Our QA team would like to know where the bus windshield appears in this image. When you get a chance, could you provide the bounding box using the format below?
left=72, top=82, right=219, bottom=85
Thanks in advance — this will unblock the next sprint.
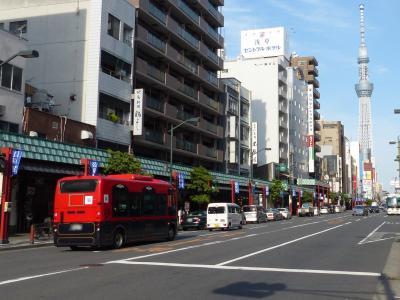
left=60, top=180, right=98, bottom=193
left=386, top=196, right=400, bottom=208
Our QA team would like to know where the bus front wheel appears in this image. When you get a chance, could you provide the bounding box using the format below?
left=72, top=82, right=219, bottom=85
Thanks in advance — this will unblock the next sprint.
left=113, top=230, right=125, bottom=249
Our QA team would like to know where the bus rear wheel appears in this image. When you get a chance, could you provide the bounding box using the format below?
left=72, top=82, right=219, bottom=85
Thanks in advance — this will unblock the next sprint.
left=166, top=226, right=176, bottom=241
left=113, top=230, right=125, bottom=249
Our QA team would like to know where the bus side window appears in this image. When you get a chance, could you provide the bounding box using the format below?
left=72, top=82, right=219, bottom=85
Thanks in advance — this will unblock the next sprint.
left=142, top=193, right=155, bottom=216
left=112, top=185, right=129, bottom=217
left=129, top=193, right=141, bottom=216
left=155, top=194, right=167, bottom=216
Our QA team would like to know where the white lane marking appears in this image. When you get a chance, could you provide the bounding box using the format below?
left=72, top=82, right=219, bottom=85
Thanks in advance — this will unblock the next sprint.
left=355, top=219, right=361, bottom=222
left=358, top=221, right=386, bottom=245
left=0, top=266, right=89, bottom=286
left=360, top=237, right=396, bottom=244
left=217, top=222, right=352, bottom=266
left=110, top=261, right=380, bottom=277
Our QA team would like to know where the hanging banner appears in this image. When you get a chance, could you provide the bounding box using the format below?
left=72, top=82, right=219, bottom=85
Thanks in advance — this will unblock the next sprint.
left=265, top=185, right=269, bottom=196
left=133, top=89, right=143, bottom=135
left=234, top=182, right=240, bottom=194
left=251, top=122, right=258, bottom=164
left=11, top=149, right=23, bottom=176
left=178, top=173, right=185, bottom=189
left=89, top=160, right=99, bottom=176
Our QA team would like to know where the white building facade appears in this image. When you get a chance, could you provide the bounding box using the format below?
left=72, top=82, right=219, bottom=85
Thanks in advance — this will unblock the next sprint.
left=0, top=0, right=135, bottom=149
left=0, top=29, right=28, bottom=133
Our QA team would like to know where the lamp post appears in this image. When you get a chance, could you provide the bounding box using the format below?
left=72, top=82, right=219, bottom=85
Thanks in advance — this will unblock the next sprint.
left=169, top=117, right=199, bottom=184
left=0, top=50, right=39, bottom=67
left=389, top=136, right=400, bottom=190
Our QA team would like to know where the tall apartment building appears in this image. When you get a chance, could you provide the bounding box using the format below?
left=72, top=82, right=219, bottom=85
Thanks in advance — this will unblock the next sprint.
left=0, top=0, right=136, bottom=150
left=0, top=29, right=28, bottom=133
left=317, top=120, right=346, bottom=193
left=131, top=0, right=225, bottom=171
left=290, top=56, right=321, bottom=179
left=287, top=67, right=308, bottom=179
left=222, top=28, right=291, bottom=175
left=221, top=78, right=251, bottom=176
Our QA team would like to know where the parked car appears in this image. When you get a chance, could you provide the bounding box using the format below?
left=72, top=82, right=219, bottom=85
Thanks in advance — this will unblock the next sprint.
left=371, top=206, right=380, bottom=213
left=182, top=211, right=207, bottom=230
left=266, top=208, right=283, bottom=221
left=207, top=203, right=243, bottom=231
left=352, top=205, right=368, bottom=216
left=277, top=208, right=292, bottom=219
left=320, top=206, right=329, bottom=214
left=334, top=205, right=342, bottom=213
left=313, top=207, right=320, bottom=216
left=242, top=205, right=266, bottom=223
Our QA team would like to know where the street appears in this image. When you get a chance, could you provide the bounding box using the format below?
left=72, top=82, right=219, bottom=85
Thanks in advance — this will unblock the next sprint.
left=0, top=212, right=399, bottom=300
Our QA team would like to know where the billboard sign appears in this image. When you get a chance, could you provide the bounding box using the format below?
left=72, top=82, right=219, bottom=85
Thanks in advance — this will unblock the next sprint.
left=133, top=89, right=144, bottom=135
left=307, top=84, right=314, bottom=173
left=240, top=27, right=289, bottom=59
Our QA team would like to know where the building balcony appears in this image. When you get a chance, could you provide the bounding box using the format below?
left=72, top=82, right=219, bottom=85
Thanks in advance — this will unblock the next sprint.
left=136, top=25, right=166, bottom=56
left=199, top=92, right=219, bottom=112
left=144, top=128, right=165, bottom=145
left=279, top=133, right=288, bottom=144
left=313, top=77, right=320, bottom=88
left=144, top=94, right=165, bottom=114
left=278, top=87, right=287, bottom=99
left=167, top=18, right=199, bottom=50
left=165, top=73, right=199, bottom=101
left=198, top=0, right=224, bottom=27
left=278, top=72, right=286, bottom=85
left=240, top=115, right=249, bottom=124
left=165, top=103, right=179, bottom=119
left=313, top=99, right=320, bottom=109
left=177, top=110, right=197, bottom=122
left=199, top=41, right=223, bottom=70
left=199, top=18, right=224, bottom=48
left=96, top=117, right=131, bottom=146
left=240, top=138, right=249, bottom=147
left=176, top=138, right=197, bottom=153
left=136, top=0, right=168, bottom=25
left=199, top=118, right=223, bottom=137
left=199, top=67, right=220, bottom=90
left=314, top=132, right=321, bottom=142
left=279, top=101, right=288, bottom=113
left=308, top=64, right=319, bottom=76
left=313, top=110, right=320, bottom=120
left=314, top=121, right=321, bottom=131
left=168, top=0, right=200, bottom=25
left=98, top=71, right=131, bottom=103
left=136, top=57, right=166, bottom=85
left=279, top=119, right=288, bottom=129
left=314, top=143, right=321, bottom=153
left=313, top=88, right=320, bottom=99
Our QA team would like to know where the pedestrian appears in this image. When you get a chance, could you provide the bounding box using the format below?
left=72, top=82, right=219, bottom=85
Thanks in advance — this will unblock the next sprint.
left=178, top=208, right=184, bottom=225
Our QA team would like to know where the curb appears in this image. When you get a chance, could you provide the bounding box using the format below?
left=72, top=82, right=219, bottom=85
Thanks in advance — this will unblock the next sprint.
left=0, top=241, right=53, bottom=252
left=374, top=239, right=400, bottom=300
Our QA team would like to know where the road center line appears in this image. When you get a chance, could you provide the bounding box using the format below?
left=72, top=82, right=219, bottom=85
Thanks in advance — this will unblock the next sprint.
left=0, top=266, right=89, bottom=286
left=217, top=222, right=352, bottom=266
left=110, top=260, right=380, bottom=277
left=358, top=221, right=386, bottom=245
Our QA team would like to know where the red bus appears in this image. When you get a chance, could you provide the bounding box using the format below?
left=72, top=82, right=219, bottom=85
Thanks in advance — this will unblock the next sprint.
left=53, top=174, right=177, bottom=249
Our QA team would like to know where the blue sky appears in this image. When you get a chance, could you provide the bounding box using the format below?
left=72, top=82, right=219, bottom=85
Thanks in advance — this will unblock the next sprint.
left=222, top=0, right=400, bottom=192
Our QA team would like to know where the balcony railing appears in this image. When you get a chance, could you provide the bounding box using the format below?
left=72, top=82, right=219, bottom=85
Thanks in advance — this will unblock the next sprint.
left=148, top=31, right=166, bottom=52
left=148, top=1, right=167, bottom=24
left=176, top=26, right=199, bottom=48
left=207, top=47, right=218, bottom=63
left=207, top=1, right=224, bottom=24
left=207, top=71, right=218, bottom=87
left=146, top=95, right=164, bottom=113
left=180, top=56, right=198, bottom=74
left=178, top=82, right=197, bottom=99
left=177, top=110, right=196, bottom=122
left=176, top=139, right=197, bottom=153
left=205, top=146, right=217, bottom=158
left=147, top=64, right=165, bottom=82
left=177, top=0, right=199, bottom=23
left=145, top=129, right=164, bottom=144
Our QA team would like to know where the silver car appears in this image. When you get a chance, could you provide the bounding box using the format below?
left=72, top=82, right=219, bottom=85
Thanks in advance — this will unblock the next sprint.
left=277, top=208, right=292, bottom=219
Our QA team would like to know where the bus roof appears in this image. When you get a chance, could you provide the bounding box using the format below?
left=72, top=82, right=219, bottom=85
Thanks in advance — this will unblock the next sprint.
left=58, top=174, right=171, bottom=186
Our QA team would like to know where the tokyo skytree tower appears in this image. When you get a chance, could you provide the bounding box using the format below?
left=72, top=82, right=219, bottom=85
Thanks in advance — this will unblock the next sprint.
left=355, top=4, right=373, bottom=161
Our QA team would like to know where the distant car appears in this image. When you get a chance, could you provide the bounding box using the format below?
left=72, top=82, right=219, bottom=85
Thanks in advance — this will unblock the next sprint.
left=277, top=208, right=291, bottom=219
left=266, top=208, right=283, bottom=221
left=334, top=205, right=342, bottom=213
left=313, top=207, right=320, bottom=216
left=182, top=211, right=207, bottom=230
left=320, top=207, right=329, bottom=214
left=242, top=205, right=266, bottom=223
left=371, top=206, right=380, bottom=213
left=352, top=205, right=368, bottom=216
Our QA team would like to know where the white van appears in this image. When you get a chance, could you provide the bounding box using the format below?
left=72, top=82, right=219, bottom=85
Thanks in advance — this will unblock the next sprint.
left=207, top=203, right=243, bottom=231
left=242, top=205, right=266, bottom=223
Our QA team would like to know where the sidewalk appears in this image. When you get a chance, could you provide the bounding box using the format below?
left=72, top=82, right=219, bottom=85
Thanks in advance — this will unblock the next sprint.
left=0, top=233, right=53, bottom=251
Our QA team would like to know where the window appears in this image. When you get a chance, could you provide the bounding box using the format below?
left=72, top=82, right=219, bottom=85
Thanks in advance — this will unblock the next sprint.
left=107, top=14, right=120, bottom=40
left=1, top=63, right=12, bottom=88
left=0, top=23, right=4, bottom=30
left=155, top=194, right=167, bottom=215
left=0, top=121, right=19, bottom=133
left=123, top=24, right=133, bottom=47
left=9, top=20, right=27, bottom=36
left=129, top=193, right=141, bottom=216
left=100, top=50, right=132, bottom=82
left=142, top=189, right=156, bottom=216
left=112, top=184, right=129, bottom=217
left=60, top=180, right=98, bottom=193
left=12, top=66, right=22, bottom=91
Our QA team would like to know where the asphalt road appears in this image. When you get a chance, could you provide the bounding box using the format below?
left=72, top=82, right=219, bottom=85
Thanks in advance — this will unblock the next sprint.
left=0, top=212, right=399, bottom=300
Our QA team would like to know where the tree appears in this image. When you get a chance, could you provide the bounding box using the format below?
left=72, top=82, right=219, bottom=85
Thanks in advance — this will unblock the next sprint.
left=302, top=191, right=313, bottom=203
left=187, top=166, right=215, bottom=206
left=329, top=191, right=339, bottom=204
left=270, top=179, right=284, bottom=206
left=102, top=150, right=144, bottom=175
left=365, top=199, right=373, bottom=206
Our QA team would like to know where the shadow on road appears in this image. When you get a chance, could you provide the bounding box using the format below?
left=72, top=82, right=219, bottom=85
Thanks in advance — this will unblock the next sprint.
left=213, top=281, right=286, bottom=298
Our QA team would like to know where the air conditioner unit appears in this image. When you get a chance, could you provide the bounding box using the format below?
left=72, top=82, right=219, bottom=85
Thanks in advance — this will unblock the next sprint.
left=29, top=131, right=38, bottom=137
left=81, top=130, right=93, bottom=140
left=0, top=105, right=5, bottom=116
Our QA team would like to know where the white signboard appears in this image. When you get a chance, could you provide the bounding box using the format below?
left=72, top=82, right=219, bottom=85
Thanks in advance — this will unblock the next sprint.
left=251, top=122, right=258, bottom=164
left=229, top=115, right=236, bottom=138
left=133, top=89, right=144, bottom=135
left=307, top=84, right=314, bottom=173
left=240, top=27, right=289, bottom=59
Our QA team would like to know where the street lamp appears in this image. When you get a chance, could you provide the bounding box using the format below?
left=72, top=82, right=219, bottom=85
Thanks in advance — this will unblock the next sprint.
left=389, top=136, right=400, bottom=185
left=169, top=117, right=199, bottom=184
left=0, top=50, right=39, bottom=67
